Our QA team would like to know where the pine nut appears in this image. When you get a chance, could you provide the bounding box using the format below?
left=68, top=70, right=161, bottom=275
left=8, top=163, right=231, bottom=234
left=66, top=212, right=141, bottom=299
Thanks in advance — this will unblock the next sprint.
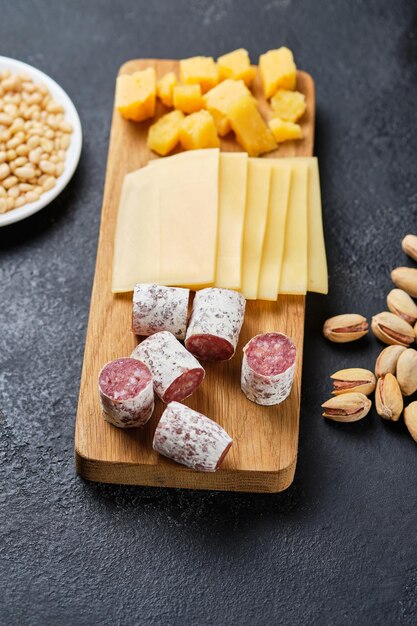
left=7, top=185, right=19, bottom=198
left=0, top=163, right=10, bottom=180
left=15, top=165, right=36, bottom=180
left=42, top=176, right=56, bottom=191
left=3, top=175, right=18, bottom=189
left=0, top=198, right=6, bottom=213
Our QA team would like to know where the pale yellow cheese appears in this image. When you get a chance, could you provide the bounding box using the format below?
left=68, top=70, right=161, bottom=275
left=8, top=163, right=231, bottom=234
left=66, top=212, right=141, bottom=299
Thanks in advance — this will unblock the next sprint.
left=279, top=161, right=309, bottom=294
left=240, top=160, right=271, bottom=299
left=257, top=164, right=292, bottom=300
left=215, top=153, right=248, bottom=289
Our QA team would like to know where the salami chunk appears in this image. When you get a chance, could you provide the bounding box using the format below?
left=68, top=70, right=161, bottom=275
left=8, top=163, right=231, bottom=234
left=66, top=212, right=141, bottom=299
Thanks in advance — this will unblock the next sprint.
left=131, top=331, right=205, bottom=403
left=241, top=332, right=296, bottom=406
left=185, top=288, right=246, bottom=361
left=98, top=357, right=154, bottom=428
left=153, top=401, right=232, bottom=472
left=132, top=283, right=190, bottom=340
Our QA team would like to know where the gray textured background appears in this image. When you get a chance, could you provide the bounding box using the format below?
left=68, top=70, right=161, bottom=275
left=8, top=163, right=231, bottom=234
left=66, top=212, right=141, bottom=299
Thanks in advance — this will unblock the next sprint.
left=1, top=1, right=417, bottom=624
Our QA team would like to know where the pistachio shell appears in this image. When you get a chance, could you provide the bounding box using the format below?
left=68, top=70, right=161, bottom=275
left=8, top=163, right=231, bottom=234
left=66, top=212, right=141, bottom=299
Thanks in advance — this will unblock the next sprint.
left=322, top=392, right=372, bottom=422
left=391, top=267, right=417, bottom=298
left=375, top=345, right=406, bottom=377
left=402, top=234, right=417, bottom=263
left=371, top=311, right=414, bottom=347
left=403, top=401, right=417, bottom=443
left=386, top=288, right=417, bottom=325
left=375, top=373, right=403, bottom=421
left=396, top=348, right=417, bottom=396
left=323, top=314, right=368, bottom=343
left=330, top=368, right=376, bottom=396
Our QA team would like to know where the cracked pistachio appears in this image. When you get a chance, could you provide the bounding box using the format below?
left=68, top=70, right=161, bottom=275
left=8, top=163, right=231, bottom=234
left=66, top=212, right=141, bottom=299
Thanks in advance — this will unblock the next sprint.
left=322, top=393, right=372, bottom=422
left=396, top=348, right=417, bottom=396
left=323, top=314, right=368, bottom=343
left=371, top=311, right=414, bottom=347
left=391, top=267, right=417, bottom=298
left=403, top=401, right=417, bottom=443
left=402, top=234, right=417, bottom=263
left=375, top=373, right=403, bottom=422
left=387, top=289, right=417, bottom=325
left=330, top=368, right=376, bottom=396
left=375, top=345, right=406, bottom=378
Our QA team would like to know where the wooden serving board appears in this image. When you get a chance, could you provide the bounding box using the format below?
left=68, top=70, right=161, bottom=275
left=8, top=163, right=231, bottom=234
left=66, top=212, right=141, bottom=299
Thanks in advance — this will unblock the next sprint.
left=75, top=59, right=315, bottom=493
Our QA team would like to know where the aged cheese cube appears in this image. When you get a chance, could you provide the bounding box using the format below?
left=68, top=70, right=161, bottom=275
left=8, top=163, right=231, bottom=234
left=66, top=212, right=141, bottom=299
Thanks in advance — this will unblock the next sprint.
left=259, top=47, right=297, bottom=99
left=173, top=84, right=204, bottom=114
left=115, top=68, right=156, bottom=122
left=268, top=118, right=302, bottom=143
left=217, top=49, right=257, bottom=86
left=270, top=89, right=306, bottom=122
left=156, top=72, right=177, bottom=107
left=147, top=110, right=185, bottom=156
left=179, top=110, right=220, bottom=150
left=203, top=79, right=253, bottom=136
left=179, top=56, right=219, bottom=93
left=228, top=97, right=277, bottom=156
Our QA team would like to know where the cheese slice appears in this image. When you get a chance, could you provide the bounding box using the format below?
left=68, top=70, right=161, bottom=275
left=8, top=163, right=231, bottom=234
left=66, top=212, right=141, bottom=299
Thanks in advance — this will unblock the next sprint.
left=257, top=164, right=291, bottom=300
left=215, top=152, right=248, bottom=289
left=279, top=161, right=309, bottom=294
left=241, top=160, right=271, bottom=299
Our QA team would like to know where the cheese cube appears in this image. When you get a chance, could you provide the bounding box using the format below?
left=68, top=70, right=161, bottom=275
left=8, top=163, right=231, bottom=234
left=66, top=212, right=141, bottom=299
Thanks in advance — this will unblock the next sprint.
left=156, top=72, right=177, bottom=107
left=228, top=98, right=277, bottom=156
left=173, top=84, right=204, bottom=114
left=115, top=68, right=156, bottom=122
left=203, top=79, right=253, bottom=136
left=269, top=118, right=302, bottom=143
left=179, top=110, right=220, bottom=150
left=179, top=56, right=219, bottom=93
left=147, top=110, right=185, bottom=156
left=217, top=49, right=257, bottom=86
left=259, top=47, right=297, bottom=99
left=270, top=89, right=306, bottom=122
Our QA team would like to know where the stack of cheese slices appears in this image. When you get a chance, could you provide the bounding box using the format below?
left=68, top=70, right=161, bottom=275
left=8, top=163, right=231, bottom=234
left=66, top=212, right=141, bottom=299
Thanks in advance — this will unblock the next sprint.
left=112, top=148, right=327, bottom=300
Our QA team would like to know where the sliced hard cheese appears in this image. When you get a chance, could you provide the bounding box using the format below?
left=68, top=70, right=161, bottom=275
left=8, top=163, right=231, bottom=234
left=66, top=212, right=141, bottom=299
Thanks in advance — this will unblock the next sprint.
left=241, top=160, right=271, bottom=299
left=215, top=152, right=248, bottom=289
left=257, top=164, right=291, bottom=300
left=279, top=161, right=309, bottom=294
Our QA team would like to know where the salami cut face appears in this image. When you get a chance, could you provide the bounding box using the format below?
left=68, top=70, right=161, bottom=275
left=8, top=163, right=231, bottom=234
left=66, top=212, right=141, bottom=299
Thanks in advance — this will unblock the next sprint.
left=131, top=331, right=205, bottom=403
left=185, top=288, right=246, bottom=361
left=98, top=357, right=154, bottom=428
left=153, top=401, right=233, bottom=472
left=241, top=332, right=296, bottom=406
left=132, top=283, right=190, bottom=340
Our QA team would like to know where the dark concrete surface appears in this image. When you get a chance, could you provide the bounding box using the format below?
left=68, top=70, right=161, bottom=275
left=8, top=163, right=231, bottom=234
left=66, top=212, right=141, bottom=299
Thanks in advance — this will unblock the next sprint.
left=1, top=0, right=417, bottom=624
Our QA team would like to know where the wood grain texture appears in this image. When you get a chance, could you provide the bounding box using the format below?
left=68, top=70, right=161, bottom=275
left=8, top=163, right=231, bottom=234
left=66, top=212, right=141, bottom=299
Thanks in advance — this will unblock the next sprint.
left=75, top=59, right=315, bottom=492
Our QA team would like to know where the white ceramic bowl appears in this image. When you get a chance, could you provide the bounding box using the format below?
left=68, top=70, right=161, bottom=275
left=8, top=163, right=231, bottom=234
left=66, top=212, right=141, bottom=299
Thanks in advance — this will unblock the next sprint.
left=0, top=56, right=82, bottom=227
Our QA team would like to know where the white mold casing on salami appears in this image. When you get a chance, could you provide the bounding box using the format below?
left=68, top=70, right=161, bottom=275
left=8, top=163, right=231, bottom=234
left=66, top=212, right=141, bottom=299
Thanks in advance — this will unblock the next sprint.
left=241, top=332, right=296, bottom=406
left=98, top=357, right=154, bottom=428
left=153, top=401, right=233, bottom=472
left=131, top=331, right=205, bottom=403
left=132, top=283, right=190, bottom=340
left=185, top=288, right=246, bottom=361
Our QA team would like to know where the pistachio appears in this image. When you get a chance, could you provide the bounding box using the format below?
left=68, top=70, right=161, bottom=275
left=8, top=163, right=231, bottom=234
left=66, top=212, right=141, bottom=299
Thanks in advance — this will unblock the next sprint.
left=375, top=373, right=403, bottom=421
left=395, top=348, right=417, bottom=396
left=371, top=312, right=414, bottom=347
left=323, top=314, right=368, bottom=343
left=402, top=234, right=417, bottom=263
left=387, top=289, right=417, bottom=325
left=375, top=345, right=406, bottom=377
left=403, top=401, right=417, bottom=443
left=330, top=368, right=376, bottom=396
left=391, top=267, right=417, bottom=298
left=322, top=393, right=372, bottom=422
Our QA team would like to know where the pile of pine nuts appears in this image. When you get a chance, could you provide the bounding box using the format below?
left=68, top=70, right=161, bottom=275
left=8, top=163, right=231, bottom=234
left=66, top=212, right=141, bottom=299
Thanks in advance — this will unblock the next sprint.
left=0, top=69, right=73, bottom=214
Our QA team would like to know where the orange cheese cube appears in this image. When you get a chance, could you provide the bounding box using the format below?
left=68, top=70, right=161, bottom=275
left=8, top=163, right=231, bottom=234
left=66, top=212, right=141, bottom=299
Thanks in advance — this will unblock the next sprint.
left=115, top=68, right=156, bottom=122
left=179, top=110, right=220, bottom=150
left=156, top=72, right=177, bottom=107
left=270, top=89, right=306, bottom=122
left=179, top=56, right=219, bottom=93
left=259, top=47, right=297, bottom=99
left=228, top=97, right=277, bottom=156
left=203, top=79, right=253, bottom=136
left=147, top=110, right=185, bottom=156
left=268, top=117, right=303, bottom=142
left=173, top=84, right=204, bottom=114
left=217, top=49, right=257, bottom=87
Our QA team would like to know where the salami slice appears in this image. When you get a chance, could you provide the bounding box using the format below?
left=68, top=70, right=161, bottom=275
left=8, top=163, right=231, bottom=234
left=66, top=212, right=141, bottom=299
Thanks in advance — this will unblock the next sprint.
left=241, top=332, right=296, bottom=406
left=153, top=401, right=233, bottom=472
left=131, top=331, right=205, bottom=403
left=98, top=357, right=154, bottom=428
left=132, top=283, right=190, bottom=340
left=185, top=288, right=246, bottom=361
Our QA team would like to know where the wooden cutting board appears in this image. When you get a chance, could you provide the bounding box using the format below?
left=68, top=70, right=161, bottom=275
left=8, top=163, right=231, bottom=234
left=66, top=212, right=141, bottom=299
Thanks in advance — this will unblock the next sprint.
left=75, top=59, right=315, bottom=493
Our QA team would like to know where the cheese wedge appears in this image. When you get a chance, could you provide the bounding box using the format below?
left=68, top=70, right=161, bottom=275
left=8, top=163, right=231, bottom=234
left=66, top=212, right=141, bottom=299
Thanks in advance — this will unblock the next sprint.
left=241, top=160, right=271, bottom=299
left=215, top=153, right=248, bottom=289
